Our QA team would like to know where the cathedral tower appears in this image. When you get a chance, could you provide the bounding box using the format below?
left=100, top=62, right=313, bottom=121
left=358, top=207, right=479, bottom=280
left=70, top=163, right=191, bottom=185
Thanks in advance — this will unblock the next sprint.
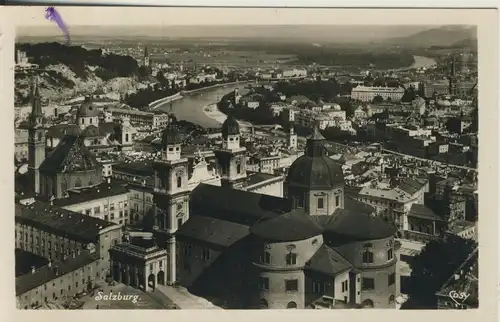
left=214, top=116, right=247, bottom=189
left=27, top=77, right=46, bottom=195
left=284, top=125, right=345, bottom=216
left=152, top=123, right=190, bottom=284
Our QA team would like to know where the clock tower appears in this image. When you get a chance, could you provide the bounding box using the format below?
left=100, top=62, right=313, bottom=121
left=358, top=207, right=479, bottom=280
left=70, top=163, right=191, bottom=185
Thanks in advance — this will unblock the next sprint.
left=152, top=123, right=190, bottom=285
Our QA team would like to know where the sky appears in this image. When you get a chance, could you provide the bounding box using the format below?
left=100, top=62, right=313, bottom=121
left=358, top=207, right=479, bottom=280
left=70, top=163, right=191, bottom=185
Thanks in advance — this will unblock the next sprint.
left=7, top=7, right=478, bottom=42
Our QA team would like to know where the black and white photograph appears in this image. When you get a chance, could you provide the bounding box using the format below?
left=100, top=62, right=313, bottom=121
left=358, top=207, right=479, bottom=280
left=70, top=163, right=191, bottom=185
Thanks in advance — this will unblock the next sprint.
left=7, top=6, right=493, bottom=312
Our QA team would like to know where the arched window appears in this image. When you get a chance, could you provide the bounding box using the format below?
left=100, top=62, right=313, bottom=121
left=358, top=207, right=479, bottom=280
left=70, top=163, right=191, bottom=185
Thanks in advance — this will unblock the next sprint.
left=236, top=164, right=241, bottom=174
left=90, top=118, right=93, bottom=124
left=75, top=177, right=82, bottom=188
left=80, top=119, right=84, bottom=125
left=260, top=251, right=271, bottom=264
left=260, top=299, right=268, bottom=309
left=389, top=295, right=395, bottom=304
left=287, top=301, right=297, bottom=309
left=361, top=299, right=374, bottom=308
left=177, top=176, right=182, bottom=188
left=125, top=133, right=129, bottom=143
left=286, top=253, right=297, bottom=265
left=362, top=250, right=374, bottom=264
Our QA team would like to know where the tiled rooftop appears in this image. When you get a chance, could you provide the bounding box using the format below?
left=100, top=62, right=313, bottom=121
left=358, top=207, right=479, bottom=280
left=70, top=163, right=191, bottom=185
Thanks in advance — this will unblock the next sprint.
left=16, top=201, right=118, bottom=243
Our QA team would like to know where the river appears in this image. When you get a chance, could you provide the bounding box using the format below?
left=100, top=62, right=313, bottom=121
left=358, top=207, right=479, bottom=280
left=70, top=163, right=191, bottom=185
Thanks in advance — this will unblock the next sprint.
left=389, top=55, right=437, bottom=72
left=157, top=56, right=437, bottom=127
left=156, top=83, right=249, bottom=128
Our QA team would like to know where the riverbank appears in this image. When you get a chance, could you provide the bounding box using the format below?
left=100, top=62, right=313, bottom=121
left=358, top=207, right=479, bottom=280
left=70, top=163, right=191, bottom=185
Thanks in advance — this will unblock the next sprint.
left=203, top=103, right=228, bottom=125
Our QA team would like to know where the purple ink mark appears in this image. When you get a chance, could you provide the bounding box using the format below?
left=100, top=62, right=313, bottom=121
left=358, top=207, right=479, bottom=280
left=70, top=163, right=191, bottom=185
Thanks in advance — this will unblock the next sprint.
left=45, top=7, right=70, bottom=45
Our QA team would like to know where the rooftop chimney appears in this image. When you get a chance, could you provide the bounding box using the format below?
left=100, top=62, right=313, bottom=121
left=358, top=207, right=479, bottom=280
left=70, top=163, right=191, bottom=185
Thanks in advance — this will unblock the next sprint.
left=72, top=251, right=76, bottom=259
left=31, top=266, right=36, bottom=274
left=48, top=260, right=52, bottom=268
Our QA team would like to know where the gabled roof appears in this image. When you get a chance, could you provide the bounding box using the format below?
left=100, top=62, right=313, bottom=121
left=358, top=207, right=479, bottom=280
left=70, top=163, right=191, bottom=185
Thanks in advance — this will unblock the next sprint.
left=177, top=215, right=250, bottom=248
left=306, top=244, right=352, bottom=276
left=409, top=204, right=444, bottom=221
left=190, top=183, right=289, bottom=226
left=15, top=201, right=117, bottom=243
left=39, top=135, right=100, bottom=173
left=45, top=124, right=80, bottom=139
left=250, top=209, right=324, bottom=242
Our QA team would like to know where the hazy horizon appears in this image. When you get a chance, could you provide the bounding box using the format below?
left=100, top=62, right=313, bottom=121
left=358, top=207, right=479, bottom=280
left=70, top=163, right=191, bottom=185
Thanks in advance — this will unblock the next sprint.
left=16, top=25, right=476, bottom=43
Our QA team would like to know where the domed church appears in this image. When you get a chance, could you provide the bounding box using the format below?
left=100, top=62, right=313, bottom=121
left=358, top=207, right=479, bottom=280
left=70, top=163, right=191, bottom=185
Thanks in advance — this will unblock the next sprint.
left=45, top=96, right=136, bottom=153
left=173, top=124, right=401, bottom=309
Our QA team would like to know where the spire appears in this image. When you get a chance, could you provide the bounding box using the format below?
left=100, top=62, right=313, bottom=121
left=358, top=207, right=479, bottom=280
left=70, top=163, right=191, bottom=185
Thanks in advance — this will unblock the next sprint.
left=309, top=123, right=325, bottom=141
left=144, top=45, right=149, bottom=57
left=29, top=76, right=43, bottom=126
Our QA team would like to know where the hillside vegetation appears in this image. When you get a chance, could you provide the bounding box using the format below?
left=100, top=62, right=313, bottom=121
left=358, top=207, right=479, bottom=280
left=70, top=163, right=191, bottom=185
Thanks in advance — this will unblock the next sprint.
left=15, top=42, right=140, bottom=105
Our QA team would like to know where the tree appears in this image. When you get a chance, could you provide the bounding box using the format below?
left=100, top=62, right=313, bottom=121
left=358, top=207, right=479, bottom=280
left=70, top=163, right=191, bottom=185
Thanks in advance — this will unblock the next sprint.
left=372, top=95, right=384, bottom=104
left=407, top=235, right=477, bottom=307
left=401, top=85, right=417, bottom=102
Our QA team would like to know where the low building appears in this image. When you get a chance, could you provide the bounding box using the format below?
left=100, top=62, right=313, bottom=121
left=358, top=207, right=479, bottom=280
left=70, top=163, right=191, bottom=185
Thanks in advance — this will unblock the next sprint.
left=15, top=202, right=122, bottom=280
left=106, top=107, right=169, bottom=128
left=109, top=237, right=168, bottom=292
left=351, top=86, right=405, bottom=102
left=16, top=248, right=100, bottom=309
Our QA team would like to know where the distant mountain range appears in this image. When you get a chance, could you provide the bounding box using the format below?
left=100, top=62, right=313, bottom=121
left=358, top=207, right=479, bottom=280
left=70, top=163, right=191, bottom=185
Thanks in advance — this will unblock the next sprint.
left=385, top=25, right=477, bottom=47
left=16, top=25, right=476, bottom=47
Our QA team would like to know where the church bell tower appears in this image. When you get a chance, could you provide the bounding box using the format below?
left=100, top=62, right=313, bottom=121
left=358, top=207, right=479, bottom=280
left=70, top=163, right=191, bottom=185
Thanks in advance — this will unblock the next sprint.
left=152, top=123, right=190, bottom=285
left=214, top=116, right=247, bottom=189
left=27, top=76, right=46, bottom=195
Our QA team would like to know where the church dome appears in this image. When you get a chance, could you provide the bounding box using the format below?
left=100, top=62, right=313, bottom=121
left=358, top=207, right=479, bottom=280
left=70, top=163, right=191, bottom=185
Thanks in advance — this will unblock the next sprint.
left=161, top=123, right=182, bottom=146
left=285, top=126, right=344, bottom=189
left=221, top=115, right=240, bottom=137
left=76, top=97, right=100, bottom=118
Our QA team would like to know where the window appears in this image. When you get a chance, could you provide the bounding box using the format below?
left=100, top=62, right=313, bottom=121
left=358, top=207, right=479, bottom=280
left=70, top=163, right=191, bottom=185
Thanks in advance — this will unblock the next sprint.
left=177, top=218, right=183, bottom=228
left=201, top=248, right=210, bottom=261
left=342, top=280, right=348, bottom=292
left=312, top=281, right=323, bottom=293
left=260, top=251, right=271, bottom=264
left=388, top=273, right=395, bottom=286
left=287, top=301, right=297, bottom=309
left=362, top=250, right=374, bottom=264
left=85, top=209, right=91, bottom=216
left=183, top=244, right=192, bottom=256
left=317, top=197, right=324, bottom=209
left=237, top=164, right=241, bottom=174
left=125, top=133, right=129, bottom=143
left=335, top=195, right=340, bottom=207
left=260, top=277, right=269, bottom=290
left=387, top=248, right=393, bottom=261
left=362, top=278, right=375, bottom=290
left=286, top=253, right=297, bottom=265
left=119, top=202, right=123, bottom=209
left=94, top=207, right=100, bottom=214
left=119, top=211, right=123, bottom=218
left=285, top=279, right=298, bottom=292
left=110, top=203, right=115, bottom=211
left=104, top=215, right=109, bottom=221
left=150, top=264, right=153, bottom=271
left=177, top=176, right=182, bottom=188
left=110, top=213, right=115, bottom=219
